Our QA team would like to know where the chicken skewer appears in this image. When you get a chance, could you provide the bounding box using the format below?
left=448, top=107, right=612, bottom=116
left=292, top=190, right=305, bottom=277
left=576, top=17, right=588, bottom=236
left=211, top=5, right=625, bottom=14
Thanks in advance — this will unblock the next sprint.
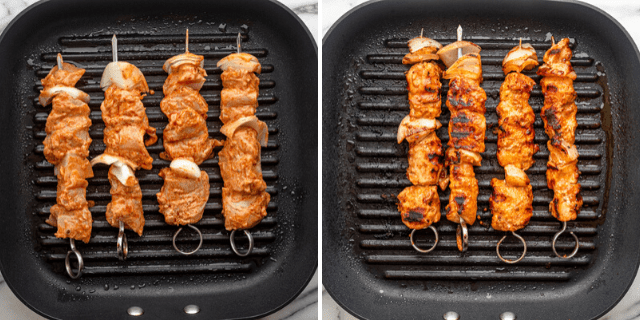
left=156, top=30, right=223, bottom=255
left=437, top=25, right=485, bottom=252
left=397, top=30, right=445, bottom=253
left=91, top=35, right=157, bottom=260
left=39, top=53, right=93, bottom=278
left=490, top=40, right=540, bottom=263
left=537, top=37, right=582, bottom=259
left=217, top=33, right=270, bottom=256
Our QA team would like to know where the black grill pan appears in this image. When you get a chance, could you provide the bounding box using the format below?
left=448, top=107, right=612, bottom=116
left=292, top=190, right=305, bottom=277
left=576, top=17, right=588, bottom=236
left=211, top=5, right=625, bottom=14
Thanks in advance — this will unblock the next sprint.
left=322, top=0, right=640, bottom=319
left=0, top=0, right=317, bottom=319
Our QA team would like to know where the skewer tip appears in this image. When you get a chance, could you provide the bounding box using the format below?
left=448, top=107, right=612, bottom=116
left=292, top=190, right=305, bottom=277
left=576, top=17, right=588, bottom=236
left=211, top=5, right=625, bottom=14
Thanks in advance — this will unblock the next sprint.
left=420, top=28, right=424, bottom=38
left=457, top=25, right=462, bottom=41
left=111, top=34, right=118, bottom=63
left=185, top=29, right=189, bottom=53
left=56, top=53, right=63, bottom=70
left=237, top=32, right=241, bottom=54
left=551, top=36, right=555, bottom=45
left=519, top=37, right=522, bottom=48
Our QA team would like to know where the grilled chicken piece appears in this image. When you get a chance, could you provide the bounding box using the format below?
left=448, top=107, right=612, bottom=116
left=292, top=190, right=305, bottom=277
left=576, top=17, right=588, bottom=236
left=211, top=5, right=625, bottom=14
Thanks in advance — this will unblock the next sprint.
left=39, top=56, right=94, bottom=243
left=406, top=62, right=442, bottom=119
left=538, top=38, right=582, bottom=222
left=397, top=35, right=446, bottom=231
left=439, top=46, right=486, bottom=227
left=446, top=163, right=478, bottom=225
left=218, top=52, right=271, bottom=231
left=157, top=48, right=223, bottom=226
left=496, top=72, right=539, bottom=170
left=105, top=165, right=144, bottom=236
left=490, top=166, right=533, bottom=231
left=397, top=186, right=441, bottom=230
left=157, top=168, right=210, bottom=225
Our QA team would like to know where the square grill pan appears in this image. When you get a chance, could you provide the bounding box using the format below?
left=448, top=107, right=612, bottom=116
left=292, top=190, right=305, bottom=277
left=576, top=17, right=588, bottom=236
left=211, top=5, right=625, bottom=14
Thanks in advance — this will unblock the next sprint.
left=322, top=0, right=640, bottom=319
left=0, top=0, right=317, bottom=319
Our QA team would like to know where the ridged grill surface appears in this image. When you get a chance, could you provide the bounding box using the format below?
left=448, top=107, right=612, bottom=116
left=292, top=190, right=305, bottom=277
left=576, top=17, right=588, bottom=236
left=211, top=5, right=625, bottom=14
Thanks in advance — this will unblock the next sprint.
left=352, top=37, right=607, bottom=281
left=31, top=31, right=279, bottom=276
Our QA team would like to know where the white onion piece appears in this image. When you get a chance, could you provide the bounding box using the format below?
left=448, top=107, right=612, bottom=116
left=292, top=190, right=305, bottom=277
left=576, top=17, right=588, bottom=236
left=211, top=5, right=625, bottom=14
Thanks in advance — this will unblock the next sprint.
left=217, top=53, right=261, bottom=73
left=90, top=153, right=139, bottom=171
left=110, top=161, right=136, bottom=186
left=163, top=53, right=204, bottom=75
left=408, top=37, right=442, bottom=53
left=437, top=41, right=482, bottom=68
left=39, top=86, right=90, bottom=106
left=100, top=61, right=146, bottom=91
left=397, top=115, right=440, bottom=143
left=504, top=165, right=529, bottom=187
left=100, top=62, right=126, bottom=90
left=170, top=158, right=201, bottom=179
left=220, top=116, right=268, bottom=147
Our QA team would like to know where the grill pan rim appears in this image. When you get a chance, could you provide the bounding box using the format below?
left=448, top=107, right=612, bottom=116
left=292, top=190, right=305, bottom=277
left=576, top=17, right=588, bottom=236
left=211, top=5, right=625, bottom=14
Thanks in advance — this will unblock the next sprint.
left=322, top=0, right=640, bottom=319
left=0, top=0, right=318, bottom=319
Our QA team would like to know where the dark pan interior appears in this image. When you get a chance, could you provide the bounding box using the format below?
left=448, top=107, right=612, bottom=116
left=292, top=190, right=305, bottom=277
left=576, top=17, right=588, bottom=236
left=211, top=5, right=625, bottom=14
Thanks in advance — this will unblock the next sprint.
left=322, top=0, right=640, bottom=319
left=0, top=0, right=317, bottom=319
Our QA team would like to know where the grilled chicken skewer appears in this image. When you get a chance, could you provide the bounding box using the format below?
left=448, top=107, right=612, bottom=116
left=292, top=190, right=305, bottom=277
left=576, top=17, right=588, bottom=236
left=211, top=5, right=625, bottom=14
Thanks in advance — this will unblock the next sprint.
left=397, top=30, right=445, bottom=253
left=437, top=26, right=485, bottom=252
left=537, top=37, right=582, bottom=258
left=91, top=35, right=157, bottom=260
left=490, top=40, right=540, bottom=263
left=39, top=54, right=93, bottom=278
left=156, top=30, right=223, bottom=255
left=217, top=33, right=270, bottom=256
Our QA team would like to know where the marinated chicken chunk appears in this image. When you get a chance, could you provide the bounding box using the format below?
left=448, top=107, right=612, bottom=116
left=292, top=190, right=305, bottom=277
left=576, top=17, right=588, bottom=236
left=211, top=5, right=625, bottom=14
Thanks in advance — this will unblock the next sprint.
left=157, top=168, right=210, bottom=225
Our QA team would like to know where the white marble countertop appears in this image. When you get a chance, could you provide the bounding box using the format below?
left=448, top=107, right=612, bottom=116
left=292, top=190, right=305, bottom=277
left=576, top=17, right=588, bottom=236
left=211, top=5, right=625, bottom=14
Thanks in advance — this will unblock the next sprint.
left=322, top=0, right=640, bottom=319
left=0, top=0, right=318, bottom=319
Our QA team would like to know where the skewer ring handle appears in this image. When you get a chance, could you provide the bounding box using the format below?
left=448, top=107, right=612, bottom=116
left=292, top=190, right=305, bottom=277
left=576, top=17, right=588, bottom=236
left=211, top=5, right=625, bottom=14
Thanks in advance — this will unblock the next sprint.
left=65, top=239, right=84, bottom=279
left=410, top=226, right=439, bottom=253
left=496, top=231, right=527, bottom=264
left=172, top=224, right=204, bottom=256
left=552, top=221, right=579, bottom=259
left=230, top=230, right=254, bottom=257
left=117, top=221, right=128, bottom=261
left=456, top=216, right=469, bottom=252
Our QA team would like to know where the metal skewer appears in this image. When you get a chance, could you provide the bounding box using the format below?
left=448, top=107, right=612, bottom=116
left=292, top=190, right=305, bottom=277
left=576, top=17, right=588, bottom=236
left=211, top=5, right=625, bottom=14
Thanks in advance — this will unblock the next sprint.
left=453, top=25, right=470, bottom=252
left=65, top=238, right=84, bottom=279
left=410, top=226, right=439, bottom=253
left=497, top=231, right=527, bottom=264
left=57, top=52, right=86, bottom=278
left=110, top=34, right=130, bottom=261
left=552, top=221, right=579, bottom=259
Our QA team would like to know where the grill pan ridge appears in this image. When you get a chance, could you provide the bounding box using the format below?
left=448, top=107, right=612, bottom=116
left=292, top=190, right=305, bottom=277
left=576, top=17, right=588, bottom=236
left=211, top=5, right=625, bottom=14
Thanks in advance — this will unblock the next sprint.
left=0, top=0, right=317, bottom=319
left=323, top=1, right=640, bottom=319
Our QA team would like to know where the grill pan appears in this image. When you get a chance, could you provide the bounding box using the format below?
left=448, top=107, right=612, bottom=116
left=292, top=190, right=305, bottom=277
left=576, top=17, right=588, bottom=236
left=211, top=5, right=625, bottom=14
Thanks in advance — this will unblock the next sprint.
left=0, top=0, right=317, bottom=319
left=322, top=0, right=640, bottom=319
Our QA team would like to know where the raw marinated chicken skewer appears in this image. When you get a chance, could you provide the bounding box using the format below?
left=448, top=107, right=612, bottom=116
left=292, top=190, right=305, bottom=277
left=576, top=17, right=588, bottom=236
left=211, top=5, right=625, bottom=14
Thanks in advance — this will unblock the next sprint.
left=537, top=37, right=582, bottom=259
left=437, top=25, right=485, bottom=252
left=156, top=29, right=223, bottom=255
left=490, top=39, right=540, bottom=263
left=397, top=29, right=445, bottom=253
left=39, top=53, right=93, bottom=278
left=217, top=33, right=270, bottom=256
left=91, top=34, right=157, bottom=260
